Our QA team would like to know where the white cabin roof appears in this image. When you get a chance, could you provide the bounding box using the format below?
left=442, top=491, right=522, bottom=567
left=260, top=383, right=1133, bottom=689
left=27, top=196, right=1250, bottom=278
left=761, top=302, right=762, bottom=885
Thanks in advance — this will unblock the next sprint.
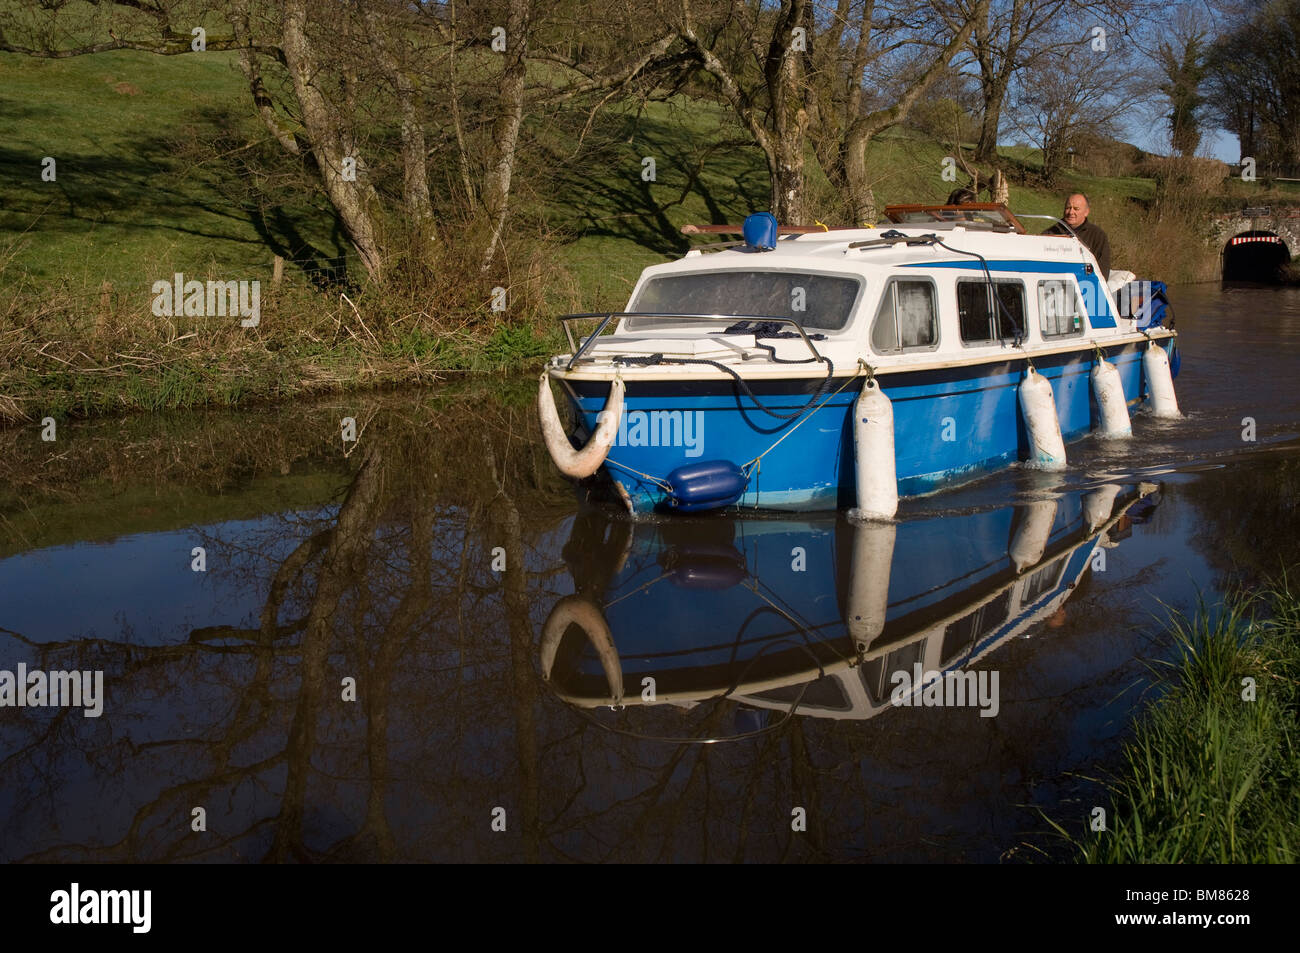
left=647, top=225, right=1097, bottom=278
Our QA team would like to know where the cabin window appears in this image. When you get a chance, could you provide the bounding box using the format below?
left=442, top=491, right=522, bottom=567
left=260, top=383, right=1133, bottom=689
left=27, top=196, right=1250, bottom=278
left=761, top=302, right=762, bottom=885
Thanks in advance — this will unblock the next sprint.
left=1038, top=280, right=1086, bottom=337
left=941, top=589, right=1012, bottom=664
left=749, top=676, right=850, bottom=711
left=860, top=639, right=926, bottom=706
left=957, top=279, right=1026, bottom=345
left=871, top=279, right=938, bottom=353
left=627, top=271, right=862, bottom=332
left=1021, top=555, right=1066, bottom=603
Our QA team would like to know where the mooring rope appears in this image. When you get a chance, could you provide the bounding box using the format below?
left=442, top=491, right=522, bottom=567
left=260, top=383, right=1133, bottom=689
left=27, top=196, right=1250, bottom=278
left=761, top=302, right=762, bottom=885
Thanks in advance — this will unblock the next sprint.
left=614, top=352, right=836, bottom=421
left=739, top=362, right=867, bottom=477
left=599, top=364, right=863, bottom=501
left=602, top=456, right=674, bottom=492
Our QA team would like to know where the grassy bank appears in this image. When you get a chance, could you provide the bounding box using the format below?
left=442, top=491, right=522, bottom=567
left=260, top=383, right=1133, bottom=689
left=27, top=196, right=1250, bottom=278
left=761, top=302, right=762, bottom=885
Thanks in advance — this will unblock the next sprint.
left=1050, top=586, right=1300, bottom=863
left=0, top=270, right=560, bottom=423
left=2, top=49, right=1294, bottom=425
left=0, top=49, right=565, bottom=424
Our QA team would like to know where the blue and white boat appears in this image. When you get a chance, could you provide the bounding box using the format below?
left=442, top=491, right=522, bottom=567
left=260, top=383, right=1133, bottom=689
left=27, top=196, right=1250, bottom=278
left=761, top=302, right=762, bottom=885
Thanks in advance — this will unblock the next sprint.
left=539, top=204, right=1180, bottom=517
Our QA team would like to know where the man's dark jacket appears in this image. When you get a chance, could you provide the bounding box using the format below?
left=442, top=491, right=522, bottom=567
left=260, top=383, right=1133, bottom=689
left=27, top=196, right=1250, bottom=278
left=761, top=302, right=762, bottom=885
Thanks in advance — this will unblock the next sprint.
left=1043, top=218, right=1111, bottom=279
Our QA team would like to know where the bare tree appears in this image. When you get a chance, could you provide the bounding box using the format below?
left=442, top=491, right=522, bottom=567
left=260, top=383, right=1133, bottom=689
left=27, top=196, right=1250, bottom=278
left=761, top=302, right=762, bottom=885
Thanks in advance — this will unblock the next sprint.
left=670, top=0, right=818, bottom=222
left=672, top=0, right=984, bottom=223
left=1, top=0, right=682, bottom=279
left=1005, top=27, right=1143, bottom=180
left=469, top=1, right=680, bottom=270
left=808, top=0, right=989, bottom=222
left=943, top=0, right=1148, bottom=164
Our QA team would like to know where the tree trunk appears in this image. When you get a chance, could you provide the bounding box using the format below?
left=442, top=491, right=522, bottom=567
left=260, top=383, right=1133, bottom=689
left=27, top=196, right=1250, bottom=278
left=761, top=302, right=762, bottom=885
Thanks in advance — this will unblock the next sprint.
left=767, top=1, right=813, bottom=223
left=282, top=0, right=385, bottom=278
left=1042, top=135, right=1064, bottom=181
left=362, top=5, right=435, bottom=254
left=844, top=2, right=988, bottom=222
left=841, top=134, right=876, bottom=224
left=991, top=168, right=1009, bottom=204
left=480, top=0, right=531, bottom=273
left=770, top=149, right=807, bottom=223
left=971, top=0, right=1024, bottom=164
left=975, top=80, right=1008, bottom=162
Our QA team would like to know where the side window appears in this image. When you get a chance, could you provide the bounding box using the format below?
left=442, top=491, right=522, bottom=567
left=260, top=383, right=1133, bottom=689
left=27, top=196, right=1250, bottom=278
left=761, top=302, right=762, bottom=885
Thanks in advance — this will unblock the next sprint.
left=995, top=282, right=1026, bottom=339
left=871, top=280, right=938, bottom=354
left=957, top=280, right=994, bottom=343
left=871, top=291, right=898, bottom=351
left=958, top=280, right=1027, bottom=344
left=1038, top=280, right=1085, bottom=337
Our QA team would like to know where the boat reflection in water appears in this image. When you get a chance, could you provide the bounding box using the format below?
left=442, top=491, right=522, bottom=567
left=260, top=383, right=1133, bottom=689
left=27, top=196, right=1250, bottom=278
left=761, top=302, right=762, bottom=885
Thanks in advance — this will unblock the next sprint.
left=541, top=482, right=1159, bottom=733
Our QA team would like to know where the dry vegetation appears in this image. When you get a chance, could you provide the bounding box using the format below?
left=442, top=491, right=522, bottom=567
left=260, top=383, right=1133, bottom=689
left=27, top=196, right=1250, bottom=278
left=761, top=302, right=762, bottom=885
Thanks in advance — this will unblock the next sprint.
left=0, top=220, right=563, bottom=425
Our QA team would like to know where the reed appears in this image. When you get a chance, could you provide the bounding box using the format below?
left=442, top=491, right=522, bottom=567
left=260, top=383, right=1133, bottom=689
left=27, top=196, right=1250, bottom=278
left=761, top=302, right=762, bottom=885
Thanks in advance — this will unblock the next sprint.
left=1045, top=584, right=1300, bottom=863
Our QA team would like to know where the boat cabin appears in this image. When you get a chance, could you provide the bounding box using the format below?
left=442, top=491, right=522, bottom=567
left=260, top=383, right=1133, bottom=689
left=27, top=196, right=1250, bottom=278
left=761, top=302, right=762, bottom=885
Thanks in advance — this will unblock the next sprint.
left=588, top=207, right=1128, bottom=375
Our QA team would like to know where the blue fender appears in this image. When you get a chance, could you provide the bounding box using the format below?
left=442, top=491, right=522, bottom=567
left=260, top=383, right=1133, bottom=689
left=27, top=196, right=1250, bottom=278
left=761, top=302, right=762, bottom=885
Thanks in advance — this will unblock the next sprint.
left=666, top=460, right=749, bottom=512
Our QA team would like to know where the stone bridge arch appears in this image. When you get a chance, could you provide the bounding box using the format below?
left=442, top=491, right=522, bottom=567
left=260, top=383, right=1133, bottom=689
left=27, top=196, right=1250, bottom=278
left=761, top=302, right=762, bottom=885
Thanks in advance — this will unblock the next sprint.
left=1209, top=209, right=1300, bottom=281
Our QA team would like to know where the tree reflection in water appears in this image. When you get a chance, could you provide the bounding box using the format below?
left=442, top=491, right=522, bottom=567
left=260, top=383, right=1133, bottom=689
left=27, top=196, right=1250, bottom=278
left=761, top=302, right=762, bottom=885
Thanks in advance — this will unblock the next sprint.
left=4, top=389, right=1294, bottom=862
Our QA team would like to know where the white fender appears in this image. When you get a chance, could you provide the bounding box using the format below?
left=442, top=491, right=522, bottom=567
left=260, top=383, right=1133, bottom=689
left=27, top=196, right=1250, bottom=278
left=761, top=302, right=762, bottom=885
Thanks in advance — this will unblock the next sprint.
left=540, top=594, right=623, bottom=705
left=1010, top=500, right=1057, bottom=573
left=1091, top=358, right=1132, bottom=438
left=538, top=371, right=625, bottom=478
left=849, top=379, right=898, bottom=521
left=846, top=519, right=896, bottom=654
left=1018, top=368, right=1066, bottom=470
left=1143, top=341, right=1180, bottom=418
left=1082, top=484, right=1122, bottom=532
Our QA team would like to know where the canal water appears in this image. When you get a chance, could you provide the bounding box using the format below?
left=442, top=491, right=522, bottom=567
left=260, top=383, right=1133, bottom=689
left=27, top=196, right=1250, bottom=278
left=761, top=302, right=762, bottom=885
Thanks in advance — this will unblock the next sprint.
left=2, top=284, right=1298, bottom=862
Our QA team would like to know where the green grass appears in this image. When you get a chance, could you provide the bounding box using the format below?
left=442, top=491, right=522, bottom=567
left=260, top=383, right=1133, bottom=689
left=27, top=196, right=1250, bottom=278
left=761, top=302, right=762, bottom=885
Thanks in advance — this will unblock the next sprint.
left=0, top=45, right=1284, bottom=300
left=1046, top=588, right=1300, bottom=863
left=0, top=50, right=344, bottom=294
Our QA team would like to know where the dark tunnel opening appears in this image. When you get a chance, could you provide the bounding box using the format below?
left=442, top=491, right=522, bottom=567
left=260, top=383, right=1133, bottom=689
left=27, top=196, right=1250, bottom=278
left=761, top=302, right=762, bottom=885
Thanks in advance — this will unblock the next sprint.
left=1222, top=231, right=1292, bottom=283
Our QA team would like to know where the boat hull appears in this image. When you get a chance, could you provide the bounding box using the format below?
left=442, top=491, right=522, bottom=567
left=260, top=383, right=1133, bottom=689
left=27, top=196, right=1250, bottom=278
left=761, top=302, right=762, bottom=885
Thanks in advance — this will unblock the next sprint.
left=563, top=339, right=1166, bottom=515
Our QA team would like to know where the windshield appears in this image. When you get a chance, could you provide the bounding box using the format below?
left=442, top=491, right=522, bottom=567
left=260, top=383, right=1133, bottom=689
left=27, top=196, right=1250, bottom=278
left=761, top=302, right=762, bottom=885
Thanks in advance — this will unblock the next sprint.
left=626, top=270, right=862, bottom=332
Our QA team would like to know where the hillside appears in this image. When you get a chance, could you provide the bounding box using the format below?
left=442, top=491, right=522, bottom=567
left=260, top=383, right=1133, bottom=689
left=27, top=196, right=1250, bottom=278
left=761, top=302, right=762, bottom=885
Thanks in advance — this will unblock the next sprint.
left=0, top=48, right=1289, bottom=422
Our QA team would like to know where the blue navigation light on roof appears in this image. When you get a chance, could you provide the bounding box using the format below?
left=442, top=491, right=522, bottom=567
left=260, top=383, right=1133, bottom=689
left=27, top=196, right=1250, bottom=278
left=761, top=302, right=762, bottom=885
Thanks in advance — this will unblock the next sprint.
left=742, top=212, right=778, bottom=251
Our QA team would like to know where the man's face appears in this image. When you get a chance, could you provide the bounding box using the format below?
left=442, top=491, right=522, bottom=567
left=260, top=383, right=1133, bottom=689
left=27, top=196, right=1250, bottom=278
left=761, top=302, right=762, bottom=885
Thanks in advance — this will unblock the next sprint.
left=1062, top=195, right=1089, bottom=228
